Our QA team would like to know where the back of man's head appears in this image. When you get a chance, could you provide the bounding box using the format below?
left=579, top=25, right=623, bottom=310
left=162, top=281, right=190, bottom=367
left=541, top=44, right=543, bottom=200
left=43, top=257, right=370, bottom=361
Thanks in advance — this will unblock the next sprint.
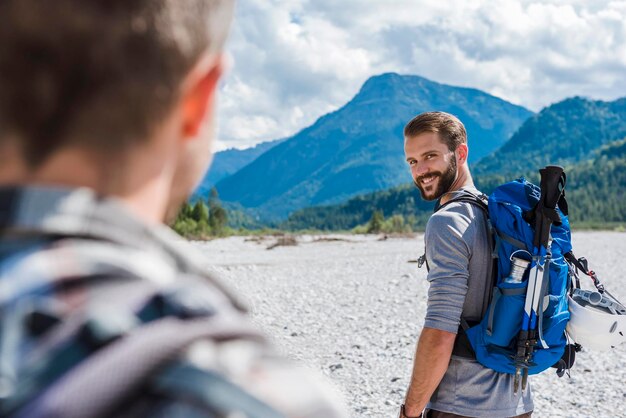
left=0, top=0, right=234, bottom=168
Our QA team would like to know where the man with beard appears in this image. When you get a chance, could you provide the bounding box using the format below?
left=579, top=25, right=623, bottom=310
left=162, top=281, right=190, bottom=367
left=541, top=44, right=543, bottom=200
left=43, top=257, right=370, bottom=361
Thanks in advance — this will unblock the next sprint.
left=399, top=112, right=533, bottom=418
left=0, top=1, right=346, bottom=417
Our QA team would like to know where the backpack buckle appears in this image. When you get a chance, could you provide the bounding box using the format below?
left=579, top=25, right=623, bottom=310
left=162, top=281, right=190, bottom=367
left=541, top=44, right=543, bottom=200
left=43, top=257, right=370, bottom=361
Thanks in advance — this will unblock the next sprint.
left=417, top=254, right=426, bottom=269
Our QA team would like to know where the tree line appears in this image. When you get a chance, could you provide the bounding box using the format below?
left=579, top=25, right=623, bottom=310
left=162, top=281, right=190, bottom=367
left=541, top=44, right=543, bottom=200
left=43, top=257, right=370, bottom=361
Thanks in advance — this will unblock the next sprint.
left=171, top=188, right=229, bottom=238
left=173, top=139, right=626, bottom=238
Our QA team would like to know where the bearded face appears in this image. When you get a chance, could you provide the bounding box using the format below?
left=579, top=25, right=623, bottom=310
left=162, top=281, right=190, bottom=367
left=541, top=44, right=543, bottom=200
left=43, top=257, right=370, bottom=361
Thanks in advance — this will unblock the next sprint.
left=412, top=154, right=457, bottom=201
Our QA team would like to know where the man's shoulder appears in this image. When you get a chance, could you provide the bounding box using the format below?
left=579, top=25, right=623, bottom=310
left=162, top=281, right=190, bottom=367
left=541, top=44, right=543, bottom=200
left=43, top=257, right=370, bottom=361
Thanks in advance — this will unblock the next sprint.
left=425, top=196, right=489, bottom=249
left=428, top=190, right=487, bottom=227
left=426, top=201, right=478, bottom=231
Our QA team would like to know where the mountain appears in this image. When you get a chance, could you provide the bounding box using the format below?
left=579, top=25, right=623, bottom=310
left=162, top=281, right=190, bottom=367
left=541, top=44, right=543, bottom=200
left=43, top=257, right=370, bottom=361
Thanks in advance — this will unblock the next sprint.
left=474, top=97, right=626, bottom=177
left=284, top=137, right=626, bottom=231
left=214, top=73, right=533, bottom=219
left=192, top=138, right=284, bottom=200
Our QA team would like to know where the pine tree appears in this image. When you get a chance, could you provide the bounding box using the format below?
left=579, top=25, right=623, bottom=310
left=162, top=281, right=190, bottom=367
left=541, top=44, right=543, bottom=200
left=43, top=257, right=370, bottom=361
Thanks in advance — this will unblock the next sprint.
left=367, top=210, right=384, bottom=233
left=191, top=201, right=209, bottom=223
left=208, top=188, right=228, bottom=235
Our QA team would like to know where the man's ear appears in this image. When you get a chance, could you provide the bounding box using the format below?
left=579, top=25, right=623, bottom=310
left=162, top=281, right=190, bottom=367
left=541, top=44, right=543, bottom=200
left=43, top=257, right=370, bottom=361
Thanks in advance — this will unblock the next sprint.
left=181, top=55, right=224, bottom=138
left=456, top=143, right=468, bottom=165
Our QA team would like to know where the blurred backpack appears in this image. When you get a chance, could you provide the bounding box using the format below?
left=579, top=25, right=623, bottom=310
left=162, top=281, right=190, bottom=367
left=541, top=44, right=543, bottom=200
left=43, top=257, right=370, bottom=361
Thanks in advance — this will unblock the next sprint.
left=0, top=288, right=285, bottom=418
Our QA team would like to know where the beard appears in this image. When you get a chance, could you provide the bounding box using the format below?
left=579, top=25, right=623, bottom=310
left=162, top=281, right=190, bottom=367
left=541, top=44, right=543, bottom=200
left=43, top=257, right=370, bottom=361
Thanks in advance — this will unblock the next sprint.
left=413, top=156, right=457, bottom=201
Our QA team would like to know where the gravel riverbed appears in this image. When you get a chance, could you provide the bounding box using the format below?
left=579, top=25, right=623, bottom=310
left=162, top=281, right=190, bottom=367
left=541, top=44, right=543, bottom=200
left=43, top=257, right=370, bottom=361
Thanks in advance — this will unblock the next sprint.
left=194, top=232, right=626, bottom=418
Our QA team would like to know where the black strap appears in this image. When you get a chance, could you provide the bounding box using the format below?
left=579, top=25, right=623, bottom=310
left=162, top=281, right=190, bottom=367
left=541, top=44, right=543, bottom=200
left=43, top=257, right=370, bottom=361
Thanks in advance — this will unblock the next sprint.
left=434, top=190, right=488, bottom=214
left=452, top=320, right=477, bottom=359
left=437, top=191, right=496, bottom=317
left=564, top=251, right=604, bottom=292
left=497, top=230, right=528, bottom=251
left=565, top=252, right=590, bottom=275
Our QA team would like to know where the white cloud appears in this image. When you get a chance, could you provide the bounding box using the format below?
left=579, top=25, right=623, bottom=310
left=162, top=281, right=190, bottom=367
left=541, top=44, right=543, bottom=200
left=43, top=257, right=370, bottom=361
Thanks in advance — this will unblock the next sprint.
left=214, top=0, right=626, bottom=151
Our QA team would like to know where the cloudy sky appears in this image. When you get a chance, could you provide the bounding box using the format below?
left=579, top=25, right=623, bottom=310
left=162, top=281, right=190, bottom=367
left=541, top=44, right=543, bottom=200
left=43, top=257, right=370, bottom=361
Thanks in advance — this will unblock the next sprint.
left=214, top=0, right=626, bottom=151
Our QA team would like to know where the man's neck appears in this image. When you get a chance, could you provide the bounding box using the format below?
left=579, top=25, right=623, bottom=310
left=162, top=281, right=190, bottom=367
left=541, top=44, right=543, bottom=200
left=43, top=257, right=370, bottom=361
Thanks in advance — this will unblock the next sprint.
left=0, top=147, right=171, bottom=225
left=438, top=166, right=475, bottom=205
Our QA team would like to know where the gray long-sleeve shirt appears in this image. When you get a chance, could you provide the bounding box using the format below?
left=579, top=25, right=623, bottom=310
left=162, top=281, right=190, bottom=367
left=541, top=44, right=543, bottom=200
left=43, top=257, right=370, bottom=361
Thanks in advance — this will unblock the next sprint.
left=423, top=187, right=534, bottom=417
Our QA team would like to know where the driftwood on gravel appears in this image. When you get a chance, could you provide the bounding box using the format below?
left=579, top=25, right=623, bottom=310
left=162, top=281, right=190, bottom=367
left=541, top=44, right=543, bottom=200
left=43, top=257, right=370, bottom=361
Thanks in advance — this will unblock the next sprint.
left=244, top=236, right=269, bottom=244
left=312, top=237, right=354, bottom=243
left=266, top=235, right=298, bottom=250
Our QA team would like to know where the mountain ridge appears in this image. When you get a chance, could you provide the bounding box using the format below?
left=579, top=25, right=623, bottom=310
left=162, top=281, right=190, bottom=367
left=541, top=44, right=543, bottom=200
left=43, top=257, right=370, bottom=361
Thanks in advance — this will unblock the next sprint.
left=473, top=96, right=626, bottom=176
left=214, top=72, right=533, bottom=219
left=284, top=136, right=626, bottom=230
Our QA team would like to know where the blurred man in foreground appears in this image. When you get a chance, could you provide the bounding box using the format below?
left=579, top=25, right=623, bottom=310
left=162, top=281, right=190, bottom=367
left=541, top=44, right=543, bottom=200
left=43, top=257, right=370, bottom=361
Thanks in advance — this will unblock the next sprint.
left=0, top=1, right=346, bottom=417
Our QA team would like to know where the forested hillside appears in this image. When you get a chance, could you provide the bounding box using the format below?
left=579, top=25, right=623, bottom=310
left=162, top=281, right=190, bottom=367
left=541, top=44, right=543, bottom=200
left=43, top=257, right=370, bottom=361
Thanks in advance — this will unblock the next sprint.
left=283, top=138, right=626, bottom=231
left=474, top=97, right=626, bottom=177
left=566, top=139, right=626, bottom=224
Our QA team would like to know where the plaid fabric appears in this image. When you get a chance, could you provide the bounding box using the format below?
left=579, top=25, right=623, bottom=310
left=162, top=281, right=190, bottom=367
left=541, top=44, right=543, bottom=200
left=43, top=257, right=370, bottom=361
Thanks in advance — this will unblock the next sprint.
left=0, top=186, right=347, bottom=418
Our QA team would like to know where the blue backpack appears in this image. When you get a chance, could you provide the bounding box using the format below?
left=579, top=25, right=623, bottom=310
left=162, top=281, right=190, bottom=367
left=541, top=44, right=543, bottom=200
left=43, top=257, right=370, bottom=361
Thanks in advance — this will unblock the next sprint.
left=431, top=175, right=575, bottom=385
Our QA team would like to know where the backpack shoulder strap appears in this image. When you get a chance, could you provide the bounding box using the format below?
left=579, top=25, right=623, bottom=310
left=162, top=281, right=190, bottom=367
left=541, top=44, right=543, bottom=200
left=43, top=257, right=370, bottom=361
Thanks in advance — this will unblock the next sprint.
left=419, top=190, right=489, bottom=271
left=434, top=189, right=488, bottom=214
left=434, top=191, right=497, bottom=359
left=440, top=190, right=495, bottom=313
left=416, top=190, right=496, bottom=359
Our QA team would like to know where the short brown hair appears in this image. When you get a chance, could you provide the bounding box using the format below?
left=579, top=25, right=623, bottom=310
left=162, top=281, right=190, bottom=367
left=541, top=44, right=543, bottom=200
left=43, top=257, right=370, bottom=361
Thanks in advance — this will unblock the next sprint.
left=403, top=111, right=467, bottom=151
left=0, top=0, right=234, bottom=167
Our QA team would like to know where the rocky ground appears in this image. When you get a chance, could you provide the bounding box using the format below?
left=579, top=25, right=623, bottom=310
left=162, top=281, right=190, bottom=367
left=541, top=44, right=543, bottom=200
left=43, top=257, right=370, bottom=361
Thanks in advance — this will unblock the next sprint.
left=194, top=232, right=626, bottom=418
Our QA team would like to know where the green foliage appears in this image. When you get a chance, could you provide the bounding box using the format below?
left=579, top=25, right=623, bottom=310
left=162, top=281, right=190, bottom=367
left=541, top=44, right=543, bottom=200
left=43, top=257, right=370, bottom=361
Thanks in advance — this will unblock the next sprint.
left=208, top=205, right=227, bottom=236
left=565, top=139, right=626, bottom=225
left=366, top=210, right=384, bottom=233
left=172, top=218, right=198, bottom=237
left=171, top=188, right=230, bottom=238
left=383, top=214, right=413, bottom=233
left=191, top=201, right=209, bottom=223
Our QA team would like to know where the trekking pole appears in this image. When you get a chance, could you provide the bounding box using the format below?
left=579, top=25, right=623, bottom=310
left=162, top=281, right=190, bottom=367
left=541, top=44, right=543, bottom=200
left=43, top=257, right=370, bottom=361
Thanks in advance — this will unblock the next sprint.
left=513, top=166, right=566, bottom=393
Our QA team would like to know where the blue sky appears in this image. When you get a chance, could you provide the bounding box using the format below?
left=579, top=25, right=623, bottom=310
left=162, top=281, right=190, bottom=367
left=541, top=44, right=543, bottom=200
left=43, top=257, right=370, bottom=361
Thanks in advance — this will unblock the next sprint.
left=214, top=0, right=626, bottom=151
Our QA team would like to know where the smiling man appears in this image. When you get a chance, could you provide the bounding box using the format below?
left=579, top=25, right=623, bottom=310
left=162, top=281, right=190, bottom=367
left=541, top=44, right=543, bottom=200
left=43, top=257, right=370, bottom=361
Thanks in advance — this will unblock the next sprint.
left=399, top=112, right=533, bottom=418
